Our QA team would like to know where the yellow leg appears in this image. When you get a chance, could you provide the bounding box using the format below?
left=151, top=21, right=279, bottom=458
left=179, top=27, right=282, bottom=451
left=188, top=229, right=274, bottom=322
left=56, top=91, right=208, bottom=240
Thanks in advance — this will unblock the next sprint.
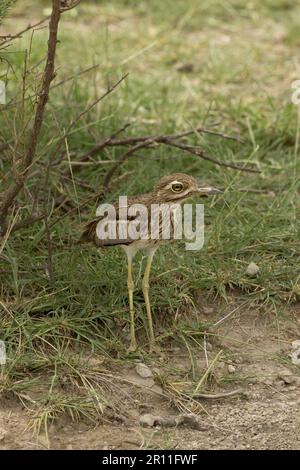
left=127, top=258, right=137, bottom=351
left=142, top=250, right=156, bottom=349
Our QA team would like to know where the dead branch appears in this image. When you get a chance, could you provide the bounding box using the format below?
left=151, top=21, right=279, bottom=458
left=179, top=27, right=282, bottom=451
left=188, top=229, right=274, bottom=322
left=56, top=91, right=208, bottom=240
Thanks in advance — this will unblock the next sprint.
left=103, top=138, right=156, bottom=189
left=160, top=139, right=259, bottom=172
left=61, top=122, right=131, bottom=180
left=2, top=63, right=100, bottom=111
left=76, top=125, right=243, bottom=162
left=0, top=17, right=49, bottom=46
left=46, top=73, right=129, bottom=172
left=102, top=132, right=260, bottom=190
left=66, top=124, right=257, bottom=190
left=10, top=213, right=45, bottom=234
left=50, top=63, right=99, bottom=90
left=0, top=0, right=62, bottom=236
left=46, top=171, right=133, bottom=234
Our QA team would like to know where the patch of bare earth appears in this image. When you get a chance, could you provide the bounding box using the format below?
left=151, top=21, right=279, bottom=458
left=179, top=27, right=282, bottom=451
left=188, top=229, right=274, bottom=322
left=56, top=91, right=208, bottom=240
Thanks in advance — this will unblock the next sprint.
left=0, top=300, right=300, bottom=450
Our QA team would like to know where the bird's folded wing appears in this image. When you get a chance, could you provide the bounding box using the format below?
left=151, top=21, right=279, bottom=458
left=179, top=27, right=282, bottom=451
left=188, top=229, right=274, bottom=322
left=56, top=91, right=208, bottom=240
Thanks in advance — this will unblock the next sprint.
left=79, top=211, right=141, bottom=247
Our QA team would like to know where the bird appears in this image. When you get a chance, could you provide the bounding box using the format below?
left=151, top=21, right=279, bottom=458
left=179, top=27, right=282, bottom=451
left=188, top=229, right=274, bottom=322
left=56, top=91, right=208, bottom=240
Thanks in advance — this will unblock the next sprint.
left=79, top=173, right=222, bottom=351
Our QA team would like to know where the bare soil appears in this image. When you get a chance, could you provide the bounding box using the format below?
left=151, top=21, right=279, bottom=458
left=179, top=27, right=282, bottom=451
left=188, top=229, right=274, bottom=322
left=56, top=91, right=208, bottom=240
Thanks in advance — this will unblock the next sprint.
left=1, top=299, right=300, bottom=450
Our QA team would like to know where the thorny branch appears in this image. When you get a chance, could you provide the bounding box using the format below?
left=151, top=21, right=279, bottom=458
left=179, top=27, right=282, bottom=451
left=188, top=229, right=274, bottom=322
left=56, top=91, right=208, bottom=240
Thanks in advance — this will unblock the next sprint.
left=0, top=17, right=49, bottom=46
left=0, top=0, right=62, bottom=235
left=101, top=129, right=259, bottom=191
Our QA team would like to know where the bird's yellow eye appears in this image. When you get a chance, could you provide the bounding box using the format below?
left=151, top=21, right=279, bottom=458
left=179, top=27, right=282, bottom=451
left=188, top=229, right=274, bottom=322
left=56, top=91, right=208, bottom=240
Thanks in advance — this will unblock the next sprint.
left=171, top=182, right=184, bottom=193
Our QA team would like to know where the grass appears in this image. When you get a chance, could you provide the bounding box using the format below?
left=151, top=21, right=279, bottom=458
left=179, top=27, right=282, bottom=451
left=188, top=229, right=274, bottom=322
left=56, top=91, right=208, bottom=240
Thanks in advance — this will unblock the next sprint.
left=0, top=0, right=300, bottom=438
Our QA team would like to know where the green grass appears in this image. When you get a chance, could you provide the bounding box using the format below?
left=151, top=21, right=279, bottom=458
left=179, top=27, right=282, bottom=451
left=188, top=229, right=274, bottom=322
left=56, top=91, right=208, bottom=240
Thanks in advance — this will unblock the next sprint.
left=0, top=0, right=300, bottom=432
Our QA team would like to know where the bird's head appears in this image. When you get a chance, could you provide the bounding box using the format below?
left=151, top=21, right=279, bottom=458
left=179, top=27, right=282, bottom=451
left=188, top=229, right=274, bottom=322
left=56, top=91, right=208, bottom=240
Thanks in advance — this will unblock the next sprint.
left=153, top=173, right=223, bottom=203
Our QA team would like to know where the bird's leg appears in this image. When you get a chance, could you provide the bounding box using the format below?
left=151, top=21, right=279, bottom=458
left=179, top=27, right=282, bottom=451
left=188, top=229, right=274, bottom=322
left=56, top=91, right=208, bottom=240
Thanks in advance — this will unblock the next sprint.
left=142, top=248, right=157, bottom=350
left=127, top=256, right=137, bottom=351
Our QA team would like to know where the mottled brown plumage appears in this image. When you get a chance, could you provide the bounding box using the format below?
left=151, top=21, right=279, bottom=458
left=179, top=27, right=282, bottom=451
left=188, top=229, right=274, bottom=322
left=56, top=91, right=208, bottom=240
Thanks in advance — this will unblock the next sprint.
left=80, top=173, right=222, bottom=351
left=80, top=173, right=216, bottom=247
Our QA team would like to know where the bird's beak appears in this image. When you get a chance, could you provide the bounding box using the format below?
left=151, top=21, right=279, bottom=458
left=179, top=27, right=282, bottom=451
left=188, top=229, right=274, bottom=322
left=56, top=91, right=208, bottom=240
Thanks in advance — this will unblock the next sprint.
left=198, top=186, right=224, bottom=196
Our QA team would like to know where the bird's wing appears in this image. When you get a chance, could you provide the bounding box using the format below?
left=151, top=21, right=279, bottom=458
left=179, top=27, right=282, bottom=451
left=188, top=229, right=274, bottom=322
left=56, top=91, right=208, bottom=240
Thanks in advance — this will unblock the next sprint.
left=79, top=206, right=141, bottom=247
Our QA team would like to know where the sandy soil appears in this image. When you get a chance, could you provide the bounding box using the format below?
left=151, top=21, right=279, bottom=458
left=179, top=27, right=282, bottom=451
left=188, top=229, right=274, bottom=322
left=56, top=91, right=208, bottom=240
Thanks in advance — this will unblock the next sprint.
left=1, top=300, right=299, bottom=450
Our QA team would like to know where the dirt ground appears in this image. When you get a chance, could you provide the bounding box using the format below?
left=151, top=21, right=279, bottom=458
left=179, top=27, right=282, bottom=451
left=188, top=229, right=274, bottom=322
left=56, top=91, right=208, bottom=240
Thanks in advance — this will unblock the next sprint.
left=1, top=299, right=299, bottom=450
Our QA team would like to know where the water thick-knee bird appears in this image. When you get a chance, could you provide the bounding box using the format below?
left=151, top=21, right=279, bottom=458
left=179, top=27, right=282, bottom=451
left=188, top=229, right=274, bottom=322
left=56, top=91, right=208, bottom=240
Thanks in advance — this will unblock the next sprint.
left=79, top=173, right=222, bottom=351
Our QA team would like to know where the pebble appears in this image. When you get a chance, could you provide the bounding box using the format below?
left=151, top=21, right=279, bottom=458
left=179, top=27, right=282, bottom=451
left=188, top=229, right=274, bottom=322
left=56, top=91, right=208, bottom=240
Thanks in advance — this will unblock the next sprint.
left=228, top=364, right=236, bottom=373
left=245, top=262, right=260, bottom=277
left=139, top=413, right=157, bottom=427
left=278, top=374, right=297, bottom=385
left=135, top=363, right=153, bottom=378
left=292, top=340, right=300, bottom=349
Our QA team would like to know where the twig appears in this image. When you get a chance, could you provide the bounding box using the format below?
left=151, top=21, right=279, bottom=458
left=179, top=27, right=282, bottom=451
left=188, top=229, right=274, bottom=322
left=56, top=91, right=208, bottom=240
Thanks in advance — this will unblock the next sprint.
left=161, top=140, right=260, bottom=173
left=62, top=122, right=131, bottom=179
left=63, top=124, right=244, bottom=178
left=0, top=18, right=49, bottom=46
left=50, top=63, right=99, bottom=90
left=89, top=126, right=243, bottom=148
left=10, top=213, right=45, bottom=234
left=193, top=350, right=223, bottom=395
left=2, top=63, right=101, bottom=110
left=73, top=125, right=243, bottom=163
left=213, top=304, right=242, bottom=327
left=46, top=171, right=133, bottom=233
left=193, top=388, right=244, bottom=399
left=103, top=132, right=259, bottom=189
left=46, top=73, right=129, bottom=171
left=236, top=188, right=276, bottom=195
left=103, top=138, right=155, bottom=189
left=0, top=0, right=62, bottom=236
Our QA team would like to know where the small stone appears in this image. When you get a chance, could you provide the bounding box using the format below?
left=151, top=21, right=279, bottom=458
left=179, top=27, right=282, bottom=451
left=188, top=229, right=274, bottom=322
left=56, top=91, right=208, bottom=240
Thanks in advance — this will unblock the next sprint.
left=278, top=374, right=297, bottom=385
left=292, top=340, right=300, bottom=350
left=291, top=349, right=300, bottom=365
left=245, top=262, right=260, bottom=277
left=143, top=378, right=155, bottom=387
left=228, top=364, right=236, bottom=373
left=139, top=413, right=156, bottom=427
left=277, top=380, right=286, bottom=388
left=135, top=363, right=153, bottom=378
left=206, top=342, right=213, bottom=351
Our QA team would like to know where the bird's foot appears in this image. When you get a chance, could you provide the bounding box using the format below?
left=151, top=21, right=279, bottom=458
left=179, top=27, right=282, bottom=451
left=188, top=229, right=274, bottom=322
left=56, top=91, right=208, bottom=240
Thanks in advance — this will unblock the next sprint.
left=127, top=339, right=138, bottom=353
